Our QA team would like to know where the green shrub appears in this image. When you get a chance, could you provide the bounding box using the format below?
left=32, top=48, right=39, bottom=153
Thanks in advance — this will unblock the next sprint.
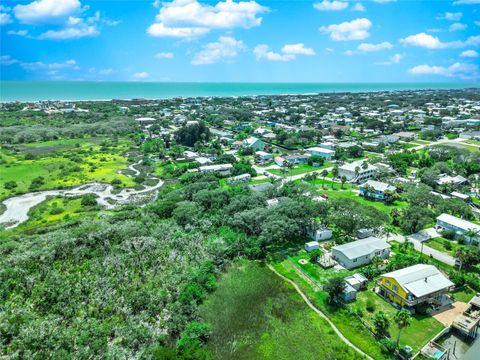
left=366, top=298, right=376, bottom=312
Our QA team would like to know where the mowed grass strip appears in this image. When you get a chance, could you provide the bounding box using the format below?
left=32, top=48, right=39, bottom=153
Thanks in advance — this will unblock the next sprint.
left=201, top=260, right=363, bottom=360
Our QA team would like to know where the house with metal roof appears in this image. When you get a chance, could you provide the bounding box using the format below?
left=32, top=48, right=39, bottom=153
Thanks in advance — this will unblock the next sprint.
left=331, top=236, right=390, bottom=269
left=338, top=160, right=378, bottom=183
left=243, top=137, right=265, bottom=151
left=378, top=264, right=454, bottom=308
left=436, top=213, right=480, bottom=243
left=359, top=180, right=396, bottom=200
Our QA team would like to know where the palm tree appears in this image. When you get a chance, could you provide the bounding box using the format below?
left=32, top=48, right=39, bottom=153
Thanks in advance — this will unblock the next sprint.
left=311, top=171, right=318, bottom=182
left=281, top=161, right=293, bottom=179
left=394, top=309, right=412, bottom=347
left=362, top=161, right=369, bottom=170
left=321, top=169, right=328, bottom=189
left=331, top=166, right=339, bottom=190
left=341, top=175, right=347, bottom=189
left=354, top=166, right=360, bottom=182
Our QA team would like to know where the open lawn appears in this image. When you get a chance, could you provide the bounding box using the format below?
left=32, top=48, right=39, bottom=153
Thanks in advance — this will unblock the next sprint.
left=425, top=237, right=466, bottom=257
left=273, top=259, right=392, bottom=360
left=317, top=189, right=408, bottom=218
left=274, top=257, right=446, bottom=357
left=201, top=260, right=363, bottom=360
left=268, top=162, right=332, bottom=177
left=452, top=287, right=476, bottom=303
left=355, top=287, right=445, bottom=352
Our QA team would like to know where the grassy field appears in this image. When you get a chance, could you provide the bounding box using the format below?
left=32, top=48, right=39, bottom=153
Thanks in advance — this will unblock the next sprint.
left=201, top=260, right=364, bottom=360
left=0, top=137, right=135, bottom=200
left=425, top=237, right=466, bottom=257
left=273, top=259, right=392, bottom=360
left=451, top=287, right=476, bottom=303
left=274, top=257, right=445, bottom=358
left=268, top=162, right=332, bottom=177
left=316, top=189, right=408, bottom=217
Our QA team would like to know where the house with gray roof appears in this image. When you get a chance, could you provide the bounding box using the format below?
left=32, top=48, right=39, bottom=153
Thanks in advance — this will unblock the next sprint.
left=332, top=236, right=390, bottom=269
left=359, top=180, right=396, bottom=200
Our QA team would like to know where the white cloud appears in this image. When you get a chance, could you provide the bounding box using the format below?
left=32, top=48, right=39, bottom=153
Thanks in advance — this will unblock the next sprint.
left=376, top=53, right=401, bottom=65
left=254, top=43, right=315, bottom=61
left=453, top=0, right=480, bottom=4
left=449, top=22, right=467, bottom=32
left=460, top=49, right=479, bottom=58
left=21, top=59, right=78, bottom=70
left=313, top=1, right=348, bottom=11
left=254, top=44, right=295, bottom=61
left=346, top=41, right=393, bottom=55
left=89, top=67, right=114, bottom=75
left=281, top=43, right=315, bottom=55
left=12, top=1, right=116, bottom=40
left=0, top=12, right=12, bottom=25
left=352, top=3, right=365, bottom=11
left=408, top=62, right=478, bottom=80
left=14, top=0, right=82, bottom=25
left=320, top=18, right=372, bottom=41
left=8, top=29, right=29, bottom=36
left=400, top=32, right=479, bottom=49
left=437, top=12, right=462, bottom=21
left=155, top=52, right=175, bottom=59
left=133, top=72, right=150, bottom=80
left=148, top=0, right=269, bottom=38
left=147, top=23, right=209, bottom=38
left=0, top=55, right=19, bottom=65
left=38, top=25, right=98, bottom=39
left=192, top=36, right=245, bottom=65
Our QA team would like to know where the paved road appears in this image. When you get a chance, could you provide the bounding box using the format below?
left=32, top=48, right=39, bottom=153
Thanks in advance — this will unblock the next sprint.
left=384, top=231, right=456, bottom=266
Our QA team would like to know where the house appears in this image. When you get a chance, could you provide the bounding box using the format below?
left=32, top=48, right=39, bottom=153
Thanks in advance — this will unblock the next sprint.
left=394, top=131, right=417, bottom=141
left=357, top=228, right=374, bottom=239
left=320, top=141, right=335, bottom=150
left=345, top=273, right=368, bottom=291
left=338, top=160, right=378, bottom=183
left=331, top=237, right=390, bottom=269
left=306, top=147, right=335, bottom=160
left=304, top=241, right=320, bottom=252
left=227, top=173, right=251, bottom=185
left=359, top=180, right=396, bottom=200
left=307, top=226, right=333, bottom=241
left=255, top=151, right=273, bottom=164
left=243, top=137, right=265, bottom=151
left=198, top=164, right=233, bottom=175
left=436, top=213, right=480, bottom=243
left=276, top=154, right=310, bottom=166
left=436, top=174, right=467, bottom=187
left=342, top=283, right=358, bottom=302
left=378, top=264, right=454, bottom=308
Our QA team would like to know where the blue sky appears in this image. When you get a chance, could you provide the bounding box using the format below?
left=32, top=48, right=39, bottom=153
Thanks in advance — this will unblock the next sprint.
left=0, top=0, right=479, bottom=82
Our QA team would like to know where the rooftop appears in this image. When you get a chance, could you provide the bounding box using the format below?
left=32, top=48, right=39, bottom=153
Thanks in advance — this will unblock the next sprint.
left=437, top=213, right=480, bottom=232
left=381, top=264, right=454, bottom=298
left=332, top=236, right=390, bottom=259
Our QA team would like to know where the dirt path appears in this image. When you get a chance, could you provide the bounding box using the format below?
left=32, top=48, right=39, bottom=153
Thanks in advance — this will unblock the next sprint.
left=267, top=264, right=374, bottom=360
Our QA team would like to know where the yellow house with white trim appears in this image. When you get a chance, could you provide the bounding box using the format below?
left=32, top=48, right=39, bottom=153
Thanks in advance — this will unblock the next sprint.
left=378, top=264, right=454, bottom=308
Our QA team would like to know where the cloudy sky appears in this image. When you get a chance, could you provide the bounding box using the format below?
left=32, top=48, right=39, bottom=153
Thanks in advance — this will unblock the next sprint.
left=0, top=0, right=479, bottom=82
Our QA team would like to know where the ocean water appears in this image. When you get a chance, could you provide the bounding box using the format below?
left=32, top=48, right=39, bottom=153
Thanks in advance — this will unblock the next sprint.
left=0, top=81, right=478, bottom=102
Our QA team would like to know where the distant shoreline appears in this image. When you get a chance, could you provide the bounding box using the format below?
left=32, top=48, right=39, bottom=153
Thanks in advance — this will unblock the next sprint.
left=1, top=81, right=478, bottom=102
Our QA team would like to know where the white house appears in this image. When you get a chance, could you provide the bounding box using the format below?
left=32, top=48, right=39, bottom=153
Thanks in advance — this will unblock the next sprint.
left=243, top=137, right=265, bottom=151
left=199, top=164, right=233, bottom=175
left=307, top=226, right=333, bottom=241
left=332, top=237, right=391, bottom=269
left=306, top=147, right=335, bottom=160
left=436, top=213, right=480, bottom=243
left=338, top=161, right=378, bottom=183
left=305, top=241, right=320, bottom=252
left=359, top=180, right=396, bottom=200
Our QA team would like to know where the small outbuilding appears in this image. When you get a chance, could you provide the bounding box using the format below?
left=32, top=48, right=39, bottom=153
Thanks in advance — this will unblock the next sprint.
left=304, top=241, right=320, bottom=252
